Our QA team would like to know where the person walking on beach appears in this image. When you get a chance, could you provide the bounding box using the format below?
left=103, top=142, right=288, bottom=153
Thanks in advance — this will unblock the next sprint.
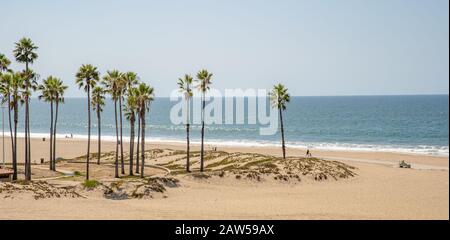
left=306, top=149, right=312, bottom=157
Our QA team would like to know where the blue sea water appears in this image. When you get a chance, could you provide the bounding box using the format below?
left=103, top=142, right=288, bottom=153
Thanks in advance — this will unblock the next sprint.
left=3, top=95, right=448, bottom=156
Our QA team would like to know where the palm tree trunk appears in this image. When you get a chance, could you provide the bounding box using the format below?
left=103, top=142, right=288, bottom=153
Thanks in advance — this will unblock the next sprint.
left=27, top=65, right=32, bottom=179
left=140, top=110, right=145, bottom=178
left=12, top=101, right=18, bottom=180
left=24, top=96, right=29, bottom=179
left=24, top=62, right=31, bottom=180
left=200, top=92, right=205, bottom=172
left=49, top=101, right=54, bottom=170
left=279, top=108, right=286, bottom=159
left=135, top=114, right=140, bottom=174
left=27, top=99, right=31, bottom=180
left=114, top=99, right=119, bottom=178
left=129, top=116, right=135, bottom=176
left=119, top=96, right=124, bottom=174
left=7, top=96, right=14, bottom=170
left=186, top=97, right=190, bottom=172
left=97, top=107, right=101, bottom=165
left=86, top=86, right=91, bottom=180
left=53, top=99, right=59, bottom=171
left=186, top=123, right=190, bottom=172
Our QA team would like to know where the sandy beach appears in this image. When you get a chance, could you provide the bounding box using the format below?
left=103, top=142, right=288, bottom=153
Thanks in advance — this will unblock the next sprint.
left=0, top=137, right=448, bottom=220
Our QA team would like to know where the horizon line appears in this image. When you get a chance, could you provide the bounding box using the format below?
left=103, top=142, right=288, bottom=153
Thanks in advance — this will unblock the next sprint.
left=30, top=93, right=449, bottom=99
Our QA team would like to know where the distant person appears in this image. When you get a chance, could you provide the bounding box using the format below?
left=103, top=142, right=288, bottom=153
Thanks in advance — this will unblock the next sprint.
left=306, top=149, right=312, bottom=157
left=70, top=133, right=73, bottom=138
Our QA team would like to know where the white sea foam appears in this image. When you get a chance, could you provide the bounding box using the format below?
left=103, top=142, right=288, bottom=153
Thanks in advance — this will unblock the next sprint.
left=4, top=131, right=446, bottom=157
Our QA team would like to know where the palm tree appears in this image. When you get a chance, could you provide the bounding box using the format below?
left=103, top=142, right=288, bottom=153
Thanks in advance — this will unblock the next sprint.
left=75, top=64, right=99, bottom=180
left=269, top=83, right=290, bottom=159
left=124, top=88, right=138, bottom=176
left=0, top=54, right=13, bottom=172
left=92, top=86, right=105, bottom=165
left=116, top=72, right=135, bottom=175
left=52, top=79, right=67, bottom=171
left=135, top=83, right=154, bottom=178
left=38, top=76, right=57, bottom=170
left=13, top=37, right=38, bottom=181
left=9, top=72, right=24, bottom=180
left=123, top=71, right=139, bottom=94
left=122, top=72, right=139, bottom=173
left=135, top=100, right=141, bottom=174
left=195, top=69, right=213, bottom=172
left=177, top=74, right=193, bottom=172
left=102, top=70, right=122, bottom=178
left=0, top=54, right=11, bottom=72
left=20, top=70, right=38, bottom=180
left=0, top=73, right=14, bottom=173
left=38, top=76, right=66, bottom=171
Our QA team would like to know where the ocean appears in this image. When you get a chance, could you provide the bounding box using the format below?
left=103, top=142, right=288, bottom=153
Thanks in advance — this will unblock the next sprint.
left=3, top=95, right=448, bottom=156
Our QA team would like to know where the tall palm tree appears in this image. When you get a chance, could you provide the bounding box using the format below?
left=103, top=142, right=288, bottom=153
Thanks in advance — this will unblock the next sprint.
left=0, top=73, right=15, bottom=173
left=52, top=79, right=67, bottom=171
left=269, top=83, right=290, bottom=159
left=135, top=83, right=154, bottom=178
left=13, top=37, right=38, bottom=181
left=135, top=100, right=141, bottom=174
left=124, top=88, right=138, bottom=176
left=116, top=72, right=134, bottom=175
left=0, top=54, right=13, bottom=172
left=20, top=70, right=38, bottom=180
left=75, top=64, right=99, bottom=180
left=9, top=72, right=24, bottom=180
left=195, top=69, right=213, bottom=172
left=38, top=76, right=57, bottom=170
left=122, top=72, right=139, bottom=173
left=178, top=74, right=193, bottom=172
left=92, top=86, right=105, bottom=165
left=102, top=70, right=122, bottom=178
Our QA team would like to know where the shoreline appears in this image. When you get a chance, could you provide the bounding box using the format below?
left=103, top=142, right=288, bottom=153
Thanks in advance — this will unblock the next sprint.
left=0, top=136, right=448, bottom=169
left=3, top=132, right=448, bottom=157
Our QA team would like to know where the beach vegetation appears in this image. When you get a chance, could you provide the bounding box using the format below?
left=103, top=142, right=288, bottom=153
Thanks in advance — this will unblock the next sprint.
left=82, top=179, right=100, bottom=189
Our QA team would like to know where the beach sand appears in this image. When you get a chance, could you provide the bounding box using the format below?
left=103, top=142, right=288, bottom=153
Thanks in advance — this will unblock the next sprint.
left=0, top=137, right=448, bottom=220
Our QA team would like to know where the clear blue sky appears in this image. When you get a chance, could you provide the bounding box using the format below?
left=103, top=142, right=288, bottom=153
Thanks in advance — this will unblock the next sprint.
left=0, top=0, right=448, bottom=97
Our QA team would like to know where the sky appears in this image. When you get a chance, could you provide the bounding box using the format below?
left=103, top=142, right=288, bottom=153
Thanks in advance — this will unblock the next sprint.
left=0, top=0, right=448, bottom=97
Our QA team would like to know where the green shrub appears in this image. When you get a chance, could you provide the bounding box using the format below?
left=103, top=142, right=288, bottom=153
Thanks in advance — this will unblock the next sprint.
left=82, top=179, right=100, bottom=189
